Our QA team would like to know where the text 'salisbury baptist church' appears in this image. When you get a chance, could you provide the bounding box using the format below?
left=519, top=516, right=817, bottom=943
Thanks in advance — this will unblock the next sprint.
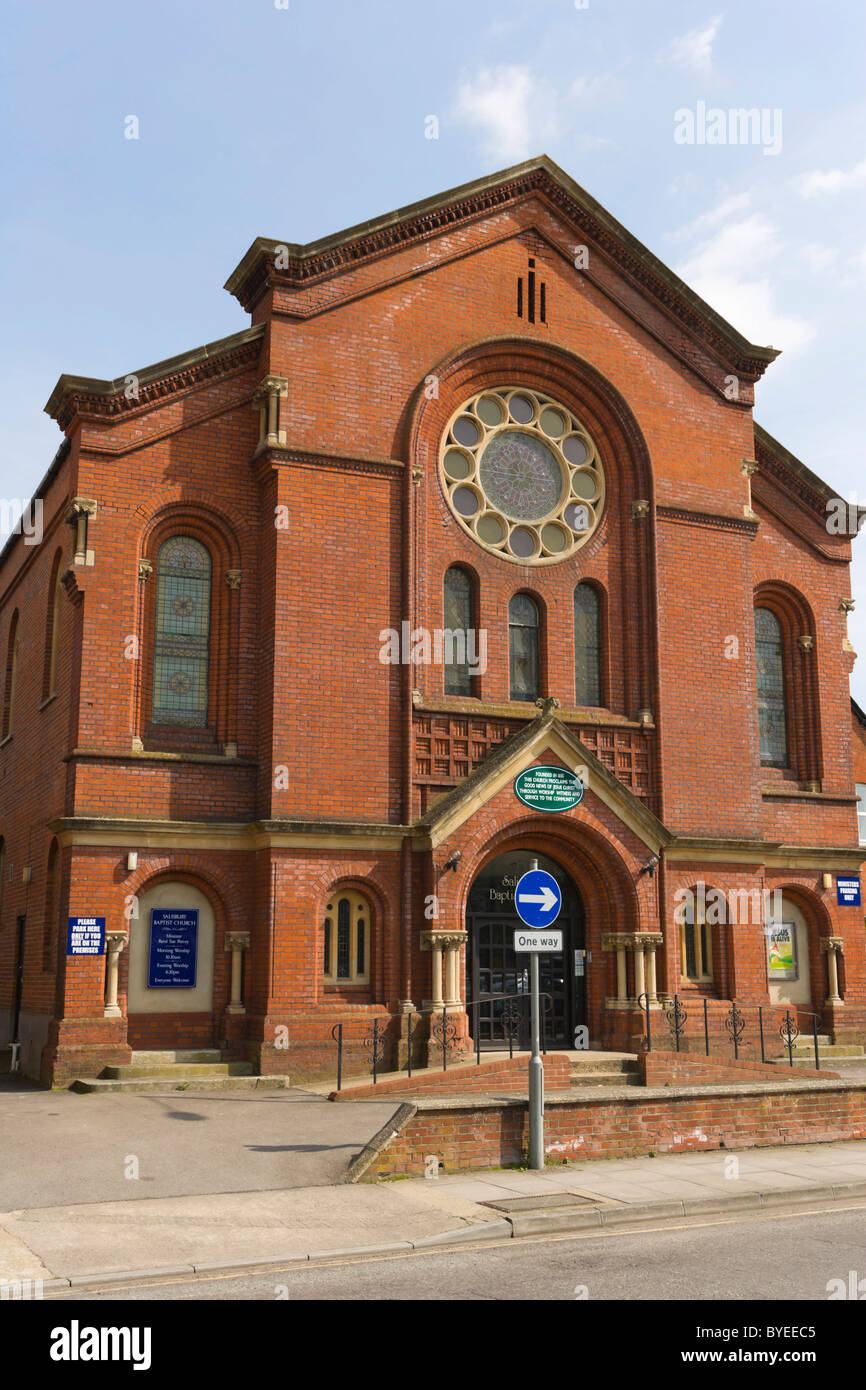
left=1, top=156, right=864, bottom=1086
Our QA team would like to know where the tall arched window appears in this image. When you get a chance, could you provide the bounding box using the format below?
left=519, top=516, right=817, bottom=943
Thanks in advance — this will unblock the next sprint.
left=42, top=840, right=60, bottom=972
left=323, top=889, right=370, bottom=986
left=2, top=611, right=19, bottom=740
left=509, top=593, right=540, bottom=702
left=574, top=583, right=601, bottom=707
left=42, top=551, right=63, bottom=702
left=152, top=538, right=212, bottom=727
left=443, top=566, right=474, bottom=696
left=678, top=892, right=713, bottom=982
left=755, top=607, right=787, bottom=767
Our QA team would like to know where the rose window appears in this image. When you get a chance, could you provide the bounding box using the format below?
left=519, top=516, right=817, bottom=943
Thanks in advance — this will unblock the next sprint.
left=439, top=387, right=604, bottom=563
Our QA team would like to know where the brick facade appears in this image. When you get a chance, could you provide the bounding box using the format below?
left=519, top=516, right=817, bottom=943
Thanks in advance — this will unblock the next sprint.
left=0, top=156, right=862, bottom=1086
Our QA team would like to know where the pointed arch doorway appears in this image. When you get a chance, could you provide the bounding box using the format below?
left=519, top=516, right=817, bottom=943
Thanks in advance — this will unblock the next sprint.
left=466, top=850, right=586, bottom=1050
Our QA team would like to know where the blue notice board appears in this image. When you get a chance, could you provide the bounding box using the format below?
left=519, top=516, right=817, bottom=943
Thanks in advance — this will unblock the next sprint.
left=837, top=877, right=862, bottom=907
left=148, top=908, right=198, bottom=988
left=67, top=917, right=106, bottom=956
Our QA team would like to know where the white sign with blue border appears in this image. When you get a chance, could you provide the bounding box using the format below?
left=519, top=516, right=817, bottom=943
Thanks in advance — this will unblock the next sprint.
left=66, top=916, right=106, bottom=957
left=837, top=876, right=862, bottom=907
left=514, top=869, right=562, bottom=928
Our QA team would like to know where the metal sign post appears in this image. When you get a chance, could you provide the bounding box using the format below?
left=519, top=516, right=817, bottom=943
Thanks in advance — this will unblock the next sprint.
left=514, top=858, right=565, bottom=1171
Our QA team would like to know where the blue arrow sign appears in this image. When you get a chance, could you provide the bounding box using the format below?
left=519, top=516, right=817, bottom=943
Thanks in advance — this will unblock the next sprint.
left=514, top=869, right=562, bottom=928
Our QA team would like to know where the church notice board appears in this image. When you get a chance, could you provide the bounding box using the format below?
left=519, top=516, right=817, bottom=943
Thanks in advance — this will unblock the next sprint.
left=147, top=908, right=199, bottom=988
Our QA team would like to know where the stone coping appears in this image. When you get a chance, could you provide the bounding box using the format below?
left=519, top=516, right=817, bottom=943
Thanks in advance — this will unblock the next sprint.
left=405, top=1077, right=866, bottom=1111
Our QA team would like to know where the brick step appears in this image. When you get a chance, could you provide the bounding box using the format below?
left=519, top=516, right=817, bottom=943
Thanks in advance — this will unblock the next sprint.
left=70, top=1074, right=291, bottom=1094
left=100, top=1061, right=254, bottom=1080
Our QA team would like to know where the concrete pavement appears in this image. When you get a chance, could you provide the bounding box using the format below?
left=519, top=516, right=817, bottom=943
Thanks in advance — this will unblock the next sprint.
left=5, top=1138, right=866, bottom=1290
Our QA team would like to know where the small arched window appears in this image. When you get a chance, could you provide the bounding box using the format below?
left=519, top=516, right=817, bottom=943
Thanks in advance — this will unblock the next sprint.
left=323, top=889, right=370, bottom=986
left=444, top=566, right=474, bottom=696
left=574, top=583, right=601, bottom=707
left=42, top=840, right=60, bottom=972
left=678, top=893, right=713, bottom=982
left=509, top=594, right=540, bottom=702
left=2, top=611, right=19, bottom=740
left=152, top=538, right=212, bottom=727
left=755, top=607, right=787, bottom=766
left=42, top=551, right=63, bottom=702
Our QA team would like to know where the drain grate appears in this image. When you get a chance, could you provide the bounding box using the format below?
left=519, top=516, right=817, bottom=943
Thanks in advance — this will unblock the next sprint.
left=479, top=1192, right=596, bottom=1213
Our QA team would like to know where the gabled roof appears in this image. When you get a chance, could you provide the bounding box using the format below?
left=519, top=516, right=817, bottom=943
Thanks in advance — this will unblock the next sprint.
left=44, top=323, right=265, bottom=429
left=224, top=154, right=779, bottom=382
left=417, top=711, right=670, bottom=853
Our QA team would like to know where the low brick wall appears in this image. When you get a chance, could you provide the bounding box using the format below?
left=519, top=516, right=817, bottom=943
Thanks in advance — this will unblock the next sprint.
left=639, top=1049, right=840, bottom=1087
left=332, top=1053, right=571, bottom=1100
left=361, top=1081, right=866, bottom=1178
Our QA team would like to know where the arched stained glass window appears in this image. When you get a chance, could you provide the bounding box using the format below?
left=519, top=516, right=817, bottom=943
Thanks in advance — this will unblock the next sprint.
left=152, top=538, right=212, bottom=727
left=755, top=607, right=788, bottom=767
left=574, top=583, right=601, bottom=707
left=444, top=566, right=473, bottom=696
left=509, top=593, right=540, bottom=703
left=323, top=890, right=370, bottom=985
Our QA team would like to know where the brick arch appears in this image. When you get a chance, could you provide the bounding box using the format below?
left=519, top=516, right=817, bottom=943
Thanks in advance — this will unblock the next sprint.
left=407, top=336, right=658, bottom=722
left=308, top=871, right=393, bottom=1007
left=124, top=857, right=234, bottom=936
left=133, top=501, right=245, bottom=750
left=132, top=491, right=249, bottom=561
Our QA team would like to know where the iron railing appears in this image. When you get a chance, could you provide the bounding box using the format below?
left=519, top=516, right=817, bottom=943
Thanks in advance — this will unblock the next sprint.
left=637, top=993, right=824, bottom=1070
left=330, top=992, right=553, bottom=1090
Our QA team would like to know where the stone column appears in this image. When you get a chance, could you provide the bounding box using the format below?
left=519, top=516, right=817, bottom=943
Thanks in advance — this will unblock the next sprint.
left=225, top=931, right=250, bottom=1014
left=645, top=939, right=658, bottom=1003
left=820, top=936, right=844, bottom=1005
left=741, top=458, right=758, bottom=519
left=66, top=497, right=98, bottom=566
left=633, top=942, right=646, bottom=1000
left=421, top=930, right=467, bottom=1010
left=252, top=376, right=288, bottom=448
left=104, top=932, right=128, bottom=1018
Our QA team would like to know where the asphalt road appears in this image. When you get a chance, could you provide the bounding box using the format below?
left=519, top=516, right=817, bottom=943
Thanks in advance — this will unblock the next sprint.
left=61, top=1203, right=866, bottom=1301
left=0, top=1083, right=399, bottom=1208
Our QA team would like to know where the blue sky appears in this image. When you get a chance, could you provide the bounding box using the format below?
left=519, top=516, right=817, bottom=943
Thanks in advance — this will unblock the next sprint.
left=2, top=0, right=865, bottom=699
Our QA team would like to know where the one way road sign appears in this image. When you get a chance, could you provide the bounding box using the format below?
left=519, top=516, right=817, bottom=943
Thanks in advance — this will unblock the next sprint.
left=514, top=869, right=562, bottom=928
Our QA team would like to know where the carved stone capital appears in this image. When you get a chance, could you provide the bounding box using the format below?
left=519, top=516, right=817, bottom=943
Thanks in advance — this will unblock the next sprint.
left=840, top=598, right=856, bottom=613
left=253, top=375, right=288, bottom=402
left=631, top=499, right=650, bottom=519
left=535, top=695, right=561, bottom=717
left=819, top=936, right=844, bottom=954
left=138, top=558, right=153, bottom=582
left=66, top=497, right=98, bottom=522
left=225, top=931, right=251, bottom=951
left=106, top=931, right=128, bottom=953
left=797, top=634, right=814, bottom=653
left=740, top=458, right=759, bottom=478
left=602, top=931, right=662, bottom=951
left=421, top=930, right=467, bottom=951
left=225, top=569, right=242, bottom=590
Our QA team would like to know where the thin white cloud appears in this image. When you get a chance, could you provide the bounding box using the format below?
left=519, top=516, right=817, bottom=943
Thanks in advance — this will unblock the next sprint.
left=658, top=14, right=724, bottom=73
left=667, top=193, right=751, bottom=242
left=798, top=159, right=866, bottom=197
left=568, top=73, right=625, bottom=106
left=798, top=242, right=839, bottom=274
left=675, top=212, right=812, bottom=351
left=454, top=65, right=554, bottom=165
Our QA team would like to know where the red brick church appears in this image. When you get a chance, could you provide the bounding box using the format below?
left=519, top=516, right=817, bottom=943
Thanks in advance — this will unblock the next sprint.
left=1, top=155, right=863, bottom=1086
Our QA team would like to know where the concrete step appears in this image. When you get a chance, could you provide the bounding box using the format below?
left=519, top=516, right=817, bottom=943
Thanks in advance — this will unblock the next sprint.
left=100, top=1061, right=254, bottom=1080
left=130, top=1049, right=223, bottom=1065
left=789, top=1044, right=864, bottom=1058
left=569, top=1070, right=642, bottom=1088
left=70, top=1074, right=291, bottom=1094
